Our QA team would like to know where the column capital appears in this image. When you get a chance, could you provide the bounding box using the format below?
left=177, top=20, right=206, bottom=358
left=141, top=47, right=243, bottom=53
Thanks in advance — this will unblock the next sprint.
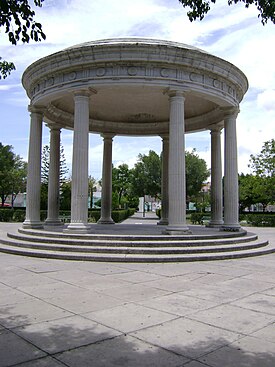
left=163, top=88, right=187, bottom=99
left=221, top=106, right=239, bottom=119
left=28, top=104, right=46, bottom=115
left=101, top=133, right=115, bottom=140
left=209, top=124, right=222, bottom=135
left=73, top=88, right=97, bottom=98
left=46, top=122, right=62, bottom=131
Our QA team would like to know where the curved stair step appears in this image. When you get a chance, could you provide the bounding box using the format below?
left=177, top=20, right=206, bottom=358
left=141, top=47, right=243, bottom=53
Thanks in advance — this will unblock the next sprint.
left=0, top=241, right=275, bottom=262
left=0, top=237, right=268, bottom=255
left=8, top=232, right=259, bottom=247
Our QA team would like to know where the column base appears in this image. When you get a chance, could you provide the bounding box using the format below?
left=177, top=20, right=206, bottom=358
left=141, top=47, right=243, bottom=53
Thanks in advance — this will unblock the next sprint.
left=97, top=218, right=115, bottom=224
left=207, top=220, right=224, bottom=228
left=65, top=222, right=91, bottom=233
left=157, top=219, right=169, bottom=225
left=165, top=225, right=192, bottom=235
left=22, top=220, right=43, bottom=229
left=44, top=219, right=63, bottom=226
left=220, top=224, right=241, bottom=232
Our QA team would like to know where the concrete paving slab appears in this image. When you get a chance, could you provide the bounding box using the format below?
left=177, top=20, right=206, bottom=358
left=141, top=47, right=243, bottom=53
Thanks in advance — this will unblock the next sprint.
left=262, top=287, right=275, bottom=296
left=251, top=322, right=275, bottom=344
left=231, top=293, right=275, bottom=315
left=0, top=299, right=73, bottom=328
left=137, top=293, right=219, bottom=317
left=140, top=273, right=209, bottom=292
left=179, top=283, right=251, bottom=303
left=12, top=357, right=67, bottom=366
left=0, top=287, right=36, bottom=306
left=13, top=315, right=121, bottom=354
left=75, top=275, right=133, bottom=292
left=198, top=335, right=275, bottom=367
left=99, top=282, right=171, bottom=302
left=188, top=304, right=275, bottom=334
left=0, top=330, right=46, bottom=367
left=44, top=289, right=126, bottom=314
left=183, top=362, right=210, bottom=367
left=55, top=334, right=189, bottom=367
left=110, top=270, right=166, bottom=284
left=18, top=281, right=87, bottom=300
left=131, top=317, right=242, bottom=359
left=83, top=303, right=178, bottom=333
left=242, top=270, right=275, bottom=285
left=0, top=270, right=59, bottom=289
left=219, top=277, right=273, bottom=293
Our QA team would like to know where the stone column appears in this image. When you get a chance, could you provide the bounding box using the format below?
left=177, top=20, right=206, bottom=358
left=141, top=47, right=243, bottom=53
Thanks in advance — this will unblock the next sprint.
left=208, top=126, right=223, bottom=227
left=23, top=105, right=44, bottom=229
left=166, top=90, right=191, bottom=234
left=222, top=107, right=241, bottom=231
left=67, top=89, right=93, bottom=232
left=98, top=134, right=115, bottom=224
left=158, top=135, right=169, bottom=225
left=45, top=124, right=62, bottom=226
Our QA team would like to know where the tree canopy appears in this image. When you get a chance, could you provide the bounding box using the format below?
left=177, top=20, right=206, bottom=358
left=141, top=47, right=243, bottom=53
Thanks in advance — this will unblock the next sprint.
left=0, top=0, right=46, bottom=79
left=239, top=139, right=275, bottom=211
left=249, top=139, right=275, bottom=177
left=0, top=142, right=27, bottom=206
left=178, top=0, right=275, bottom=24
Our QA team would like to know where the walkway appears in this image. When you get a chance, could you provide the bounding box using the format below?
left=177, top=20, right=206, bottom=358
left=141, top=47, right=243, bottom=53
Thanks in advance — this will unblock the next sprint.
left=0, top=218, right=275, bottom=366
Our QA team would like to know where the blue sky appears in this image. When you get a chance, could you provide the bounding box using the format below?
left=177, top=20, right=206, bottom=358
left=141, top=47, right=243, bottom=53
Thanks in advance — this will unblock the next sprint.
left=0, top=0, right=274, bottom=179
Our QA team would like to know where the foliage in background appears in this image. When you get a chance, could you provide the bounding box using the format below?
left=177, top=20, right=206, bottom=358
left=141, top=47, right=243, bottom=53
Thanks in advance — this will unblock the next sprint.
left=178, top=0, right=275, bottom=24
left=186, top=148, right=210, bottom=202
left=239, top=139, right=275, bottom=211
left=0, top=142, right=27, bottom=206
left=0, top=0, right=46, bottom=79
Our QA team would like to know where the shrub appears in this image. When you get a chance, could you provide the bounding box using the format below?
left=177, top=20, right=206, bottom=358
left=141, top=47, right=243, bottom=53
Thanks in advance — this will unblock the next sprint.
left=190, top=212, right=204, bottom=225
left=13, top=210, right=26, bottom=222
left=0, top=209, right=14, bottom=222
left=246, top=214, right=275, bottom=227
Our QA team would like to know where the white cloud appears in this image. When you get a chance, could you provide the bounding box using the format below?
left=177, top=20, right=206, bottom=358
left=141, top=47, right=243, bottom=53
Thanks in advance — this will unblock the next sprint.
left=257, top=90, right=275, bottom=111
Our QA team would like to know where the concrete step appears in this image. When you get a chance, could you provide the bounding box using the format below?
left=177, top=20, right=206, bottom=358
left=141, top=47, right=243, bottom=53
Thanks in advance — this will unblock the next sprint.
left=9, top=231, right=258, bottom=247
left=0, top=236, right=268, bottom=254
left=0, top=240, right=274, bottom=262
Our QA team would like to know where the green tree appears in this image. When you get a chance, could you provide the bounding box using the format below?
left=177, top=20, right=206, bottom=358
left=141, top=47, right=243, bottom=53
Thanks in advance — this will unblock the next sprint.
left=40, top=144, right=69, bottom=209
left=249, top=139, right=275, bottom=177
left=0, top=0, right=46, bottom=79
left=60, top=179, right=71, bottom=211
left=247, top=139, right=275, bottom=210
left=0, top=143, right=27, bottom=206
left=131, top=150, right=161, bottom=199
left=239, top=173, right=258, bottom=211
left=186, top=148, right=210, bottom=201
left=41, top=144, right=69, bottom=185
left=88, top=175, right=97, bottom=208
left=112, top=163, right=132, bottom=207
left=178, top=0, right=275, bottom=25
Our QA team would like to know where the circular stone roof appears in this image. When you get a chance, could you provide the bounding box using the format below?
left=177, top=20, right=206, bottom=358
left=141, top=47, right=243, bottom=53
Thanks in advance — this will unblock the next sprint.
left=22, top=38, right=248, bottom=136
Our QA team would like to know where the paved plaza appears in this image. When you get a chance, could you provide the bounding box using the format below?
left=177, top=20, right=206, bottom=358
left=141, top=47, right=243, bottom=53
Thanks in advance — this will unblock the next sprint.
left=0, top=217, right=275, bottom=366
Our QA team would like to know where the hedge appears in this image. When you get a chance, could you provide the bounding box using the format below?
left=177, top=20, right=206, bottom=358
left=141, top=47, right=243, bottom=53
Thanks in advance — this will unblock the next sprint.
left=0, top=208, right=136, bottom=224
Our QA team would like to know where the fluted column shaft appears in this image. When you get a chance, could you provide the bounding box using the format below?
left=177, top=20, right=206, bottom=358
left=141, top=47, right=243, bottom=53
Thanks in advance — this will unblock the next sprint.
left=209, top=126, right=223, bottom=227
left=23, top=106, right=44, bottom=229
left=67, top=90, right=91, bottom=232
left=45, top=125, right=62, bottom=226
left=166, top=91, right=190, bottom=234
left=158, top=135, right=169, bottom=225
left=222, top=108, right=241, bottom=230
left=98, top=134, right=115, bottom=224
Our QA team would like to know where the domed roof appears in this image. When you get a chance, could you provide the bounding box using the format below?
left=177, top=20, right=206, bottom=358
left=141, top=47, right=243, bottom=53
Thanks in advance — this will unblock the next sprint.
left=64, top=37, right=209, bottom=54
